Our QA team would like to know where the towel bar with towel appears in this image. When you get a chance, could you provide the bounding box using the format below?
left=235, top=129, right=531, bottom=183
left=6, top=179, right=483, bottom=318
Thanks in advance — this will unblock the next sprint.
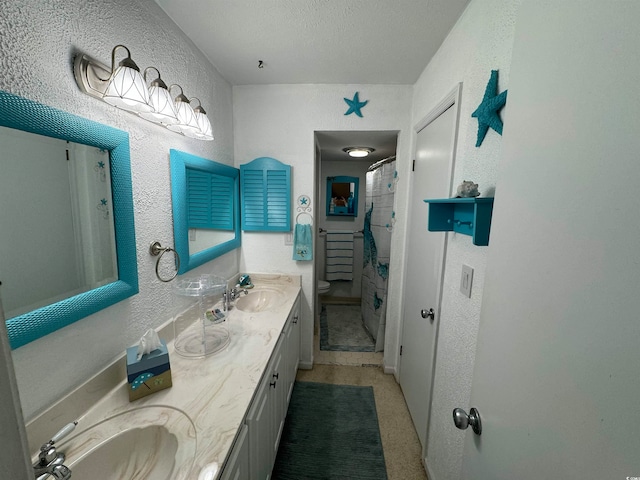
left=324, top=230, right=355, bottom=281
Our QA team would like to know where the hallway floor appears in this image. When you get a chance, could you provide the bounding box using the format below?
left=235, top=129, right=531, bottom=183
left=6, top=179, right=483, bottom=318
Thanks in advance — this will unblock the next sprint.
left=299, top=364, right=428, bottom=480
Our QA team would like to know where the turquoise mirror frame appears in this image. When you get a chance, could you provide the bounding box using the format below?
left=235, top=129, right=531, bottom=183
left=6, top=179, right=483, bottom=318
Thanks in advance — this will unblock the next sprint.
left=326, top=175, right=359, bottom=217
left=0, top=90, right=138, bottom=349
left=170, top=149, right=241, bottom=274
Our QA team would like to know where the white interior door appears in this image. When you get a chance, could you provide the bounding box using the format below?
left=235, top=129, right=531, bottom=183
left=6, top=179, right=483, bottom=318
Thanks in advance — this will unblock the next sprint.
left=460, top=2, right=640, bottom=478
left=400, top=88, right=459, bottom=448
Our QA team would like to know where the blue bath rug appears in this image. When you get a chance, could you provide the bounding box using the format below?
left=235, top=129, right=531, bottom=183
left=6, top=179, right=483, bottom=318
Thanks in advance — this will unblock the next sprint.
left=272, top=381, right=388, bottom=480
left=320, top=304, right=375, bottom=352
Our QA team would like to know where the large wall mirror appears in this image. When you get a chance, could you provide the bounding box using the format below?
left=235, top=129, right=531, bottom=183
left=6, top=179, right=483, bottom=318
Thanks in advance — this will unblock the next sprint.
left=0, top=90, right=138, bottom=349
left=170, top=149, right=240, bottom=274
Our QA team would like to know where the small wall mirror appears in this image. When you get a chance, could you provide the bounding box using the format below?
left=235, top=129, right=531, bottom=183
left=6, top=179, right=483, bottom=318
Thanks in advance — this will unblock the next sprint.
left=326, top=176, right=359, bottom=217
left=170, top=149, right=241, bottom=274
left=0, top=90, right=138, bottom=349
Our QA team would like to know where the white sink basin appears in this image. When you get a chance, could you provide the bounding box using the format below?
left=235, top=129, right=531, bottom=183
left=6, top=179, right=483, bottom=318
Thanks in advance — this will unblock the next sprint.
left=59, top=406, right=196, bottom=480
left=234, top=287, right=285, bottom=312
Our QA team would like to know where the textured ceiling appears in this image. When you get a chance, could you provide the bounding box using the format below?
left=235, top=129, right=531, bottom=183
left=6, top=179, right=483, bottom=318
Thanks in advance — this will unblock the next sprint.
left=154, top=0, right=471, bottom=86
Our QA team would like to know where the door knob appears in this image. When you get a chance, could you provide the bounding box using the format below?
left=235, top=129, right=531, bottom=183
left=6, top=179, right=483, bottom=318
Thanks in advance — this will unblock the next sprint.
left=421, top=308, right=435, bottom=321
left=453, top=407, right=482, bottom=435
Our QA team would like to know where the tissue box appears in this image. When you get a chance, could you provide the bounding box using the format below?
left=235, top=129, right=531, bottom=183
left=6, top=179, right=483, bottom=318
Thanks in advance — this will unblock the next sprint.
left=126, top=340, right=172, bottom=402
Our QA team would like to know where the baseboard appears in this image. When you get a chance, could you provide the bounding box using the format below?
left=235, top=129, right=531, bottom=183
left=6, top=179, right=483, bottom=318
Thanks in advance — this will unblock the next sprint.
left=298, top=361, right=313, bottom=370
left=425, top=460, right=435, bottom=480
left=383, top=364, right=397, bottom=376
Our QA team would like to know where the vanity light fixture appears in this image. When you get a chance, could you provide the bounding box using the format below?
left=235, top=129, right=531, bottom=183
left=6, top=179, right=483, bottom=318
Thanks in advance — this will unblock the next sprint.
left=343, top=147, right=375, bottom=158
left=102, top=45, right=152, bottom=114
left=191, top=99, right=214, bottom=141
left=139, top=67, right=178, bottom=125
left=73, top=45, right=213, bottom=141
left=166, top=86, right=201, bottom=137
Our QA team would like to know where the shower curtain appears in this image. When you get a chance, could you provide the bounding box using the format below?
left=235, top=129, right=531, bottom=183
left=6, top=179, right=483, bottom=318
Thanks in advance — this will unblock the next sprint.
left=361, top=159, right=396, bottom=352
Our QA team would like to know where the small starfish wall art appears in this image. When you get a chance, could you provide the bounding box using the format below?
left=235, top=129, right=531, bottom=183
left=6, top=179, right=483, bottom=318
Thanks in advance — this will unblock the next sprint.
left=344, top=92, right=368, bottom=117
left=472, top=70, right=508, bottom=147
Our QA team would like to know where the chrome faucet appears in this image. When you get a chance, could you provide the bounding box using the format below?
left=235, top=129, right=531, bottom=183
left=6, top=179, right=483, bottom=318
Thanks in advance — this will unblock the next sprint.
left=33, top=421, right=77, bottom=480
left=223, top=285, right=248, bottom=311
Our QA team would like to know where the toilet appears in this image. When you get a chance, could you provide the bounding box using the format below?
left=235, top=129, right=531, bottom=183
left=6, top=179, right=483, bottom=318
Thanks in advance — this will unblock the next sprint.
left=318, top=280, right=331, bottom=295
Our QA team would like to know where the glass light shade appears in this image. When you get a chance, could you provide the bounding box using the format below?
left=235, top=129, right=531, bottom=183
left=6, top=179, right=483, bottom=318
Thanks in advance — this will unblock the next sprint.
left=346, top=148, right=372, bottom=158
left=193, top=109, right=214, bottom=141
left=103, top=65, right=153, bottom=114
left=167, top=99, right=200, bottom=135
left=139, top=84, right=178, bottom=125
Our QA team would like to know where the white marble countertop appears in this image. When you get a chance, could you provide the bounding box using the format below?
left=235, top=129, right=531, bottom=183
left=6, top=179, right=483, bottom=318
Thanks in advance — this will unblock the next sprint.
left=26, top=274, right=301, bottom=480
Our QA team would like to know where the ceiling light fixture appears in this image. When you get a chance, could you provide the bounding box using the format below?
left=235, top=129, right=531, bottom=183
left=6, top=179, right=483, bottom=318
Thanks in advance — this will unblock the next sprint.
left=343, top=147, right=375, bottom=158
left=73, top=45, right=213, bottom=141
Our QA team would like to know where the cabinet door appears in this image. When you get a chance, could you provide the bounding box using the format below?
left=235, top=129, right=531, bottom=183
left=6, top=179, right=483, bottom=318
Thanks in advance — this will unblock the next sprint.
left=270, top=338, right=286, bottom=461
left=247, top=373, right=274, bottom=480
left=219, top=424, right=249, bottom=480
left=284, top=303, right=300, bottom=405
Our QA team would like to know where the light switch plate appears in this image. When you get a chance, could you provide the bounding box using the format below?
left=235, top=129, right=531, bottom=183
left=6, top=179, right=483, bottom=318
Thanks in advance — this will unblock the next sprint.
left=460, top=264, right=473, bottom=298
left=284, top=232, right=293, bottom=245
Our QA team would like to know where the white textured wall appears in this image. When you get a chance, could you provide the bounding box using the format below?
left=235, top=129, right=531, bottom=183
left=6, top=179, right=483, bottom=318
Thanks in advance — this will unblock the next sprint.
left=410, top=0, right=522, bottom=479
left=233, top=84, right=412, bottom=368
left=0, top=0, right=237, bottom=420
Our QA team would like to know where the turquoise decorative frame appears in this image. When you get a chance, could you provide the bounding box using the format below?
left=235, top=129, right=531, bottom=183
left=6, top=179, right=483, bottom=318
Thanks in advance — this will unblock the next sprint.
left=0, top=90, right=138, bottom=349
left=240, top=157, right=291, bottom=232
left=170, top=149, right=241, bottom=274
left=326, top=175, right=359, bottom=217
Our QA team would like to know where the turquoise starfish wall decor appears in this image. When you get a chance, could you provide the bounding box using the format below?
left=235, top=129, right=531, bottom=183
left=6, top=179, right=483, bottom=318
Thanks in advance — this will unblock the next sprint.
left=344, top=92, right=368, bottom=117
left=472, top=70, right=508, bottom=147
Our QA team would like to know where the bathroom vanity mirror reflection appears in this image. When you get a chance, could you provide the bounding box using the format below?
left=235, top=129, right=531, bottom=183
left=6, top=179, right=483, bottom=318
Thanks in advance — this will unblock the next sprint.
left=0, top=90, right=138, bottom=349
left=326, top=176, right=359, bottom=217
left=170, top=149, right=240, bottom=274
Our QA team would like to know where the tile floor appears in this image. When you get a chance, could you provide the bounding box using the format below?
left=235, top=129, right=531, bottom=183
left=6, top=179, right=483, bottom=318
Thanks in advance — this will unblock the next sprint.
left=300, top=329, right=428, bottom=480
left=315, top=303, right=383, bottom=366
left=296, top=364, right=428, bottom=480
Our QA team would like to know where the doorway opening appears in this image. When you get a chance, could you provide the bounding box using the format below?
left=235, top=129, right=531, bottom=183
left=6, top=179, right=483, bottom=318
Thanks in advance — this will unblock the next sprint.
left=313, top=130, right=398, bottom=366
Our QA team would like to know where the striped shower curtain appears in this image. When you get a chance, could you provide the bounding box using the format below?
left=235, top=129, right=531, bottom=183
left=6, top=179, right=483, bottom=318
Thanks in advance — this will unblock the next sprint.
left=361, top=160, right=396, bottom=352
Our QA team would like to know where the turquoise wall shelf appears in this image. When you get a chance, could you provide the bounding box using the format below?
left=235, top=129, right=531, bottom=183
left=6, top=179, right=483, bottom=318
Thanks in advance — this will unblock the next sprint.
left=423, top=197, right=494, bottom=246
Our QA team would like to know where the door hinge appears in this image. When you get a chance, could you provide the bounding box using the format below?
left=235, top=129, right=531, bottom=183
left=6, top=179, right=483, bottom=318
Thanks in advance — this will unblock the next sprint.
left=65, top=149, right=69, bottom=161
left=400, top=345, right=403, bottom=356
left=412, top=159, right=415, bottom=172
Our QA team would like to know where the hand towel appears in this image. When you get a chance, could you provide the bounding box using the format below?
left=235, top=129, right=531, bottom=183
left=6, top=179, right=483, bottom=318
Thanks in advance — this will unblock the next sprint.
left=293, top=223, right=313, bottom=261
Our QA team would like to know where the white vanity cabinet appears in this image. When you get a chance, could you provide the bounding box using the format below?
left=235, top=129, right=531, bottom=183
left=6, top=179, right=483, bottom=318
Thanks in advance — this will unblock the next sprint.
left=219, top=424, right=249, bottom=480
left=238, top=294, right=300, bottom=480
left=283, top=298, right=301, bottom=406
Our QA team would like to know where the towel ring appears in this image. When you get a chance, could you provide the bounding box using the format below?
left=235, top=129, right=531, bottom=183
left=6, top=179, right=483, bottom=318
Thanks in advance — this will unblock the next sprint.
left=295, top=211, right=313, bottom=224
left=149, top=241, right=180, bottom=282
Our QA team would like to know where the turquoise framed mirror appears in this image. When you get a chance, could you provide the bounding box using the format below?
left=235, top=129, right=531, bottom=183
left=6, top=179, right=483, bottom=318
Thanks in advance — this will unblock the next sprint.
left=170, top=149, right=241, bottom=274
left=326, top=175, right=359, bottom=217
left=0, top=90, right=138, bottom=349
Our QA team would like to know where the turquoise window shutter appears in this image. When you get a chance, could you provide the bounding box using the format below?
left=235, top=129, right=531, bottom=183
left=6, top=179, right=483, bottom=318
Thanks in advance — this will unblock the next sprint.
left=187, top=169, right=234, bottom=230
left=241, top=157, right=291, bottom=231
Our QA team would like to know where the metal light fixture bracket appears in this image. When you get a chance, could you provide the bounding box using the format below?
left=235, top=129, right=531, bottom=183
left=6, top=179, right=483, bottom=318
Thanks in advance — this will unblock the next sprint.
left=73, top=53, right=112, bottom=99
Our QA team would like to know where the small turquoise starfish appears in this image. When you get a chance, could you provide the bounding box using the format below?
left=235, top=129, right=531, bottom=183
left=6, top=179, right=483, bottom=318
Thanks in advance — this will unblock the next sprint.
left=344, top=92, right=368, bottom=117
left=472, top=70, right=508, bottom=147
